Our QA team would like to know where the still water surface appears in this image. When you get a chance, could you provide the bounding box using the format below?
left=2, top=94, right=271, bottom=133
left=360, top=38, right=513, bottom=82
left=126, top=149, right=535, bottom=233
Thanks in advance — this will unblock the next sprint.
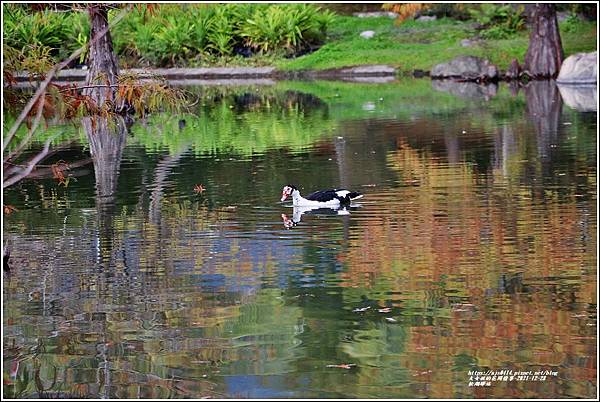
left=3, top=79, right=597, bottom=398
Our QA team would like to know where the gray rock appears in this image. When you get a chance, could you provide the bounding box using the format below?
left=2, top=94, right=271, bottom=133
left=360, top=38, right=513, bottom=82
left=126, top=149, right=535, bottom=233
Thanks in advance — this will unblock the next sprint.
left=432, top=79, right=498, bottom=101
left=306, top=64, right=396, bottom=80
left=431, top=55, right=499, bottom=81
left=460, top=39, right=482, bottom=48
left=557, top=84, right=597, bottom=112
left=360, top=30, right=376, bottom=39
left=340, top=65, right=396, bottom=75
left=556, top=51, right=597, bottom=84
left=416, top=15, right=437, bottom=21
left=353, top=12, right=398, bottom=19
left=342, top=76, right=397, bottom=83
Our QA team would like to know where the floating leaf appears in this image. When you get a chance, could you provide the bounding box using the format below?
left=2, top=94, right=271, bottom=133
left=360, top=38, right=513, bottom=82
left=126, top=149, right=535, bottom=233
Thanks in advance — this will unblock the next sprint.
left=51, top=160, right=70, bottom=186
left=326, top=363, right=356, bottom=369
left=4, top=205, right=18, bottom=215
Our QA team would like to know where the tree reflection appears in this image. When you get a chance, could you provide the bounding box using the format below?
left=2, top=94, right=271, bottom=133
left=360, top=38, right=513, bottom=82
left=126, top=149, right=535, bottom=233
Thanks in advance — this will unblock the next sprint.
left=83, top=116, right=128, bottom=264
left=524, top=80, right=563, bottom=162
left=492, top=125, right=518, bottom=177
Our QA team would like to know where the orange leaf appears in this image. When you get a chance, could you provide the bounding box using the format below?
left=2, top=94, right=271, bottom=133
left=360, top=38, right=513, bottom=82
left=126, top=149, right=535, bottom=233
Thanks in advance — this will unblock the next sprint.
left=4, top=205, right=18, bottom=215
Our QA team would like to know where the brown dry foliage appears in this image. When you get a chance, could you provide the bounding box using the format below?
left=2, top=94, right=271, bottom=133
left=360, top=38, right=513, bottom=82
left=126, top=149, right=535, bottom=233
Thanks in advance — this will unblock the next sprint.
left=50, top=160, right=70, bottom=186
left=383, top=3, right=430, bottom=24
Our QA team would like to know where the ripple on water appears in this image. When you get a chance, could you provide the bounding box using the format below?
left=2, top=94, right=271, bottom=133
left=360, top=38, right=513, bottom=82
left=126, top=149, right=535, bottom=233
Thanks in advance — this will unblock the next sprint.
left=3, top=81, right=597, bottom=399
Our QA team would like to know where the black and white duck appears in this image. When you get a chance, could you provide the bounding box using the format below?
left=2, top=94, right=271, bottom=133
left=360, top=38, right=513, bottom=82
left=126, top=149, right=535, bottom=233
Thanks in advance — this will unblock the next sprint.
left=280, top=184, right=363, bottom=207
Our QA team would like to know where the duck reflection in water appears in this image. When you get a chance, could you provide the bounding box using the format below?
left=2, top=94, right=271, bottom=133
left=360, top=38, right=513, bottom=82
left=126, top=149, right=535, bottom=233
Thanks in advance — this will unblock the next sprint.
left=281, top=205, right=354, bottom=229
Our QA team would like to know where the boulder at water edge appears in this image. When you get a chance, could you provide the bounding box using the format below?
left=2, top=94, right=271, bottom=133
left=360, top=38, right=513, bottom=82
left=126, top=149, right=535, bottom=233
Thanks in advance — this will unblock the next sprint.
left=431, top=56, right=499, bottom=81
left=556, top=51, right=597, bottom=84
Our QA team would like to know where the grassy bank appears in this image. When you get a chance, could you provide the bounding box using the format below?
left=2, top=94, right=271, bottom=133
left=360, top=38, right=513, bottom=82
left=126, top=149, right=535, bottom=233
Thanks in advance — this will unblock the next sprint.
left=278, top=15, right=597, bottom=72
left=3, top=4, right=597, bottom=73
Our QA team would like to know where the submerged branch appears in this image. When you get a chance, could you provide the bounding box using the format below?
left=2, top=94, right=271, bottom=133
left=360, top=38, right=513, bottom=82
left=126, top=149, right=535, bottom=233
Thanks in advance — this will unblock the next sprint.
left=24, top=157, right=93, bottom=180
left=3, top=136, right=59, bottom=188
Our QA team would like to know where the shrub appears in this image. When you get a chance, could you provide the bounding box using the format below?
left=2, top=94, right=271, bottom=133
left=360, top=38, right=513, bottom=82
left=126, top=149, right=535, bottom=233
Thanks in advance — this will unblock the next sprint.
left=468, top=4, right=526, bottom=39
left=425, top=4, right=471, bottom=20
left=3, top=4, right=336, bottom=68
left=3, top=5, right=79, bottom=58
left=382, top=3, right=429, bottom=24
left=239, top=4, right=335, bottom=55
left=155, top=16, right=199, bottom=65
left=206, top=6, right=236, bottom=56
left=63, top=12, right=89, bottom=62
left=560, top=14, right=582, bottom=33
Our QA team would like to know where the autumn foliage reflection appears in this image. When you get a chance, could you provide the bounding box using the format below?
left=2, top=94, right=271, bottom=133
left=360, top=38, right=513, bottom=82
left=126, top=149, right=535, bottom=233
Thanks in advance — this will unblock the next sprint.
left=336, top=139, right=596, bottom=398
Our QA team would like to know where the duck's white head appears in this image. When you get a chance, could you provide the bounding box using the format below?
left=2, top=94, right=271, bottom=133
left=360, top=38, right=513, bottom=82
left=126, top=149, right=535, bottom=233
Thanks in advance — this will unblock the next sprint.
left=281, top=185, right=299, bottom=202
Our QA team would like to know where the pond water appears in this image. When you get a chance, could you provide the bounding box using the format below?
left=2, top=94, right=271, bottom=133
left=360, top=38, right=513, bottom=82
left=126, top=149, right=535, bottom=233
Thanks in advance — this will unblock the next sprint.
left=3, top=79, right=597, bottom=399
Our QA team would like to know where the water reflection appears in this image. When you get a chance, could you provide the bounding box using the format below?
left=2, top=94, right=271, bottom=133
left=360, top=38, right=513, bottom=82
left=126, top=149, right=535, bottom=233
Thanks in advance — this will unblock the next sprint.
left=557, top=84, right=597, bottom=112
left=3, top=79, right=596, bottom=399
left=281, top=205, right=352, bottom=229
left=432, top=79, right=498, bottom=100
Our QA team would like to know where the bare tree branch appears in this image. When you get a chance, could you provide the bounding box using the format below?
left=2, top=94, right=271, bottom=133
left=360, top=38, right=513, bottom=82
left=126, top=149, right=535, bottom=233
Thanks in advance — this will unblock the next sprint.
left=4, top=91, right=46, bottom=163
left=2, top=4, right=132, bottom=154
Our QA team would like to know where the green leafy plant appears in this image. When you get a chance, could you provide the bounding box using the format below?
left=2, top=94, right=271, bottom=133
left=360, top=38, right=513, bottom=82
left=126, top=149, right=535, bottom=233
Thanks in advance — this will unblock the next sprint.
left=560, top=14, right=581, bottom=33
left=468, top=4, right=525, bottom=39
left=3, top=3, right=336, bottom=67
left=3, top=44, right=54, bottom=79
left=239, top=4, right=334, bottom=55
left=66, top=12, right=90, bottom=63
left=154, top=16, right=198, bottom=65
left=3, top=5, right=76, bottom=56
left=206, top=6, right=235, bottom=55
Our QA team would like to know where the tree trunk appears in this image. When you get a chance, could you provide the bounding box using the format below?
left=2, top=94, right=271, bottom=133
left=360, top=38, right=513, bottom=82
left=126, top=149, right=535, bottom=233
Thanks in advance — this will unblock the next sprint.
left=523, top=4, right=564, bottom=79
left=84, top=4, right=119, bottom=107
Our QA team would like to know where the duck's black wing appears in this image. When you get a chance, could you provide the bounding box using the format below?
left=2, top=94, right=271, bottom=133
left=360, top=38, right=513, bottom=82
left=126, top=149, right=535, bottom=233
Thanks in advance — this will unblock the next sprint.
left=305, top=189, right=343, bottom=202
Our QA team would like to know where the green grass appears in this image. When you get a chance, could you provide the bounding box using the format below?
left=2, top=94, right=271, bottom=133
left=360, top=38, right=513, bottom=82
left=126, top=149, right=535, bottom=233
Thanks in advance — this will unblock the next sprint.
left=3, top=4, right=597, bottom=73
left=277, top=16, right=597, bottom=72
